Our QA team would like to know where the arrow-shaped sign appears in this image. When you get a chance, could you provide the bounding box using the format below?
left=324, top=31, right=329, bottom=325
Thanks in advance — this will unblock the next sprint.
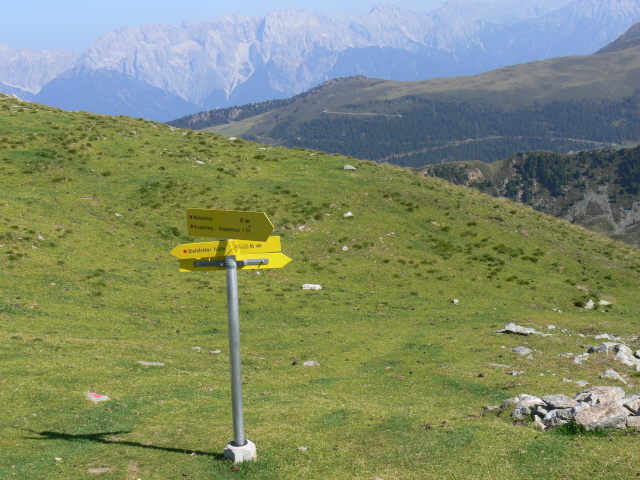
left=170, top=236, right=282, bottom=260
left=179, top=252, right=292, bottom=272
left=186, top=208, right=274, bottom=242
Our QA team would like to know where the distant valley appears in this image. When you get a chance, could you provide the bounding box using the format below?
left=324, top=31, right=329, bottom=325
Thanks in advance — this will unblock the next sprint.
left=185, top=22, right=640, bottom=168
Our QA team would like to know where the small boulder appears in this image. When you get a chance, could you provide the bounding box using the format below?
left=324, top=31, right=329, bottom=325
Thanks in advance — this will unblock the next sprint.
left=542, top=394, right=577, bottom=409
left=302, top=284, right=322, bottom=290
left=512, top=346, right=533, bottom=356
left=622, top=394, right=640, bottom=414
left=574, top=386, right=625, bottom=405
left=574, top=401, right=628, bottom=430
left=543, top=408, right=575, bottom=427
left=343, top=164, right=357, bottom=171
left=600, top=369, right=626, bottom=384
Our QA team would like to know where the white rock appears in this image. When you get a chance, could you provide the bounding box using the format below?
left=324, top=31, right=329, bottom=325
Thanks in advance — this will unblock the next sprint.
left=342, top=246, right=349, bottom=252
left=547, top=325, right=557, bottom=329
left=302, top=284, right=322, bottom=290
left=343, top=164, right=357, bottom=171
left=512, top=346, right=533, bottom=356
left=594, top=334, right=611, bottom=340
left=601, top=369, right=627, bottom=384
left=585, top=299, right=595, bottom=309
left=86, top=392, right=109, bottom=403
left=344, top=211, right=354, bottom=218
left=297, top=446, right=308, bottom=451
left=303, top=360, right=320, bottom=367
left=138, top=361, right=165, bottom=366
left=599, top=300, right=612, bottom=306
left=452, top=299, right=459, bottom=305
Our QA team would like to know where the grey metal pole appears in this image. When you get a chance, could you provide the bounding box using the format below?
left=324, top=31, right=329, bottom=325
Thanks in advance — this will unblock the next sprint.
left=225, top=255, right=246, bottom=447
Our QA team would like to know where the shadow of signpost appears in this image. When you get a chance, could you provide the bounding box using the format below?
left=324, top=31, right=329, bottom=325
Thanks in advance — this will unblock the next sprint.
left=24, top=430, right=225, bottom=460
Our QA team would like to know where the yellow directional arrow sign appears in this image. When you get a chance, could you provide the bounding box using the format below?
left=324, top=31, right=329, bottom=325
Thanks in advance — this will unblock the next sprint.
left=179, top=252, right=292, bottom=272
left=170, top=236, right=282, bottom=260
left=186, top=208, right=274, bottom=242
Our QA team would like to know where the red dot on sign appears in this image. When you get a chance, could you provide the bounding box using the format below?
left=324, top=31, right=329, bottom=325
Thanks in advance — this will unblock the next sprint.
left=183, top=250, right=187, bottom=254
left=190, top=225, right=193, bottom=228
left=190, top=216, right=193, bottom=219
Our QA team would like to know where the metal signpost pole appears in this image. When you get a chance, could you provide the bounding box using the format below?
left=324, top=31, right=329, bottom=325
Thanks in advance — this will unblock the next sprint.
left=223, top=255, right=257, bottom=462
left=225, top=255, right=245, bottom=446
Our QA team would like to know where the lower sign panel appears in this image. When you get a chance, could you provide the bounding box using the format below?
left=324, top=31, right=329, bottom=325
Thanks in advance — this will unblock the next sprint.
left=179, top=253, right=291, bottom=272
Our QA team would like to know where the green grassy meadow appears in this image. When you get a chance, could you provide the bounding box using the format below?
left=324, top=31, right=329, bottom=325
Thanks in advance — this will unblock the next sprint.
left=2, top=94, right=640, bottom=478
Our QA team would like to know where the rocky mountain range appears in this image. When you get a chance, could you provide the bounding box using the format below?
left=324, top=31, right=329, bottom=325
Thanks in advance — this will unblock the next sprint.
left=2, top=0, right=640, bottom=121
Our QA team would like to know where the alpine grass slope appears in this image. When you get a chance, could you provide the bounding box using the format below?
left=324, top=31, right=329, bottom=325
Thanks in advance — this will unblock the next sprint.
left=1, top=94, right=640, bottom=478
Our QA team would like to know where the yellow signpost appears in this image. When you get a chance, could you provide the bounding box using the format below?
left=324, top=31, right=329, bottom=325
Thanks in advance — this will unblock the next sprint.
left=179, top=252, right=291, bottom=272
left=186, top=208, right=274, bottom=242
left=170, top=236, right=282, bottom=260
left=171, top=209, right=289, bottom=463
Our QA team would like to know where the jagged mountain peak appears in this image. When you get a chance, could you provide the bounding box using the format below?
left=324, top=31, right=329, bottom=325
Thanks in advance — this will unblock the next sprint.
left=3, top=0, right=640, bottom=120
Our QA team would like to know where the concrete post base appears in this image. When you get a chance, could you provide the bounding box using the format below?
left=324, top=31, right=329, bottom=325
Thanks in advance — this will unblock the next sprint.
left=224, top=439, right=257, bottom=463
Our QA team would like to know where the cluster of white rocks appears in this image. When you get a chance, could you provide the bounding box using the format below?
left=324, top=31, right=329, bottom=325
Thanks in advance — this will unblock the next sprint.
left=484, top=386, right=640, bottom=431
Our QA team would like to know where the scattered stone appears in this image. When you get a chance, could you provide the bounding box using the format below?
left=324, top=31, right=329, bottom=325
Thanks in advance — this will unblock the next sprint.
left=192, top=347, right=201, bottom=352
left=547, top=325, right=557, bottom=329
left=195, top=160, right=205, bottom=165
left=487, top=363, right=511, bottom=368
left=584, top=299, right=595, bottom=309
left=543, top=408, right=575, bottom=427
left=588, top=342, right=640, bottom=370
left=626, top=416, right=640, bottom=428
left=303, top=360, right=320, bottom=367
left=227, top=137, right=237, bottom=141
left=508, top=370, right=524, bottom=376
left=512, top=346, right=533, bottom=356
left=302, top=284, right=322, bottom=290
left=485, top=385, right=638, bottom=431
left=573, top=353, right=589, bottom=365
left=342, top=246, right=349, bottom=252
left=622, top=394, right=640, bottom=414
left=343, top=211, right=354, bottom=218
left=138, top=361, right=165, bottom=366
left=599, top=300, right=613, bottom=306
left=595, top=334, right=611, bottom=340
left=482, top=405, right=501, bottom=416
left=86, top=392, right=109, bottom=403
left=88, top=467, right=112, bottom=474
left=297, top=446, right=308, bottom=451
left=452, top=298, right=459, bottom=305
left=210, top=350, right=222, bottom=355
left=601, top=369, right=627, bottom=384
left=574, top=386, right=625, bottom=405
left=343, top=164, right=357, bottom=171
left=543, top=394, right=577, bottom=409
left=495, top=322, right=552, bottom=336
left=533, top=416, right=547, bottom=430
left=575, top=401, right=628, bottom=430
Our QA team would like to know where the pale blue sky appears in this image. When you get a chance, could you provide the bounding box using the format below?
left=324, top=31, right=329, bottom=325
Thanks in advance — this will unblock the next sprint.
left=1, top=0, right=499, bottom=52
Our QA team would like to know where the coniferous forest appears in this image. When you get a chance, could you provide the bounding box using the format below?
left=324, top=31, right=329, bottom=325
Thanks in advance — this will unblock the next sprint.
left=243, top=93, right=640, bottom=167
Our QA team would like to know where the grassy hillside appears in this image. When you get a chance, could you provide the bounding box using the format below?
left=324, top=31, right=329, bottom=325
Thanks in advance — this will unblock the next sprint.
left=3, top=94, right=640, bottom=479
left=168, top=25, right=640, bottom=166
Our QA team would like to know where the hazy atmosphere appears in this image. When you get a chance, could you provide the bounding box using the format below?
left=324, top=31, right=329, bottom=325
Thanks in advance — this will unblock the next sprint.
left=1, top=0, right=499, bottom=51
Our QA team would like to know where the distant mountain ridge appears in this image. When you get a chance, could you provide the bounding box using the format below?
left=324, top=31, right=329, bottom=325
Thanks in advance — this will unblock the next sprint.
left=1, top=0, right=640, bottom=120
left=182, top=22, right=640, bottom=167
